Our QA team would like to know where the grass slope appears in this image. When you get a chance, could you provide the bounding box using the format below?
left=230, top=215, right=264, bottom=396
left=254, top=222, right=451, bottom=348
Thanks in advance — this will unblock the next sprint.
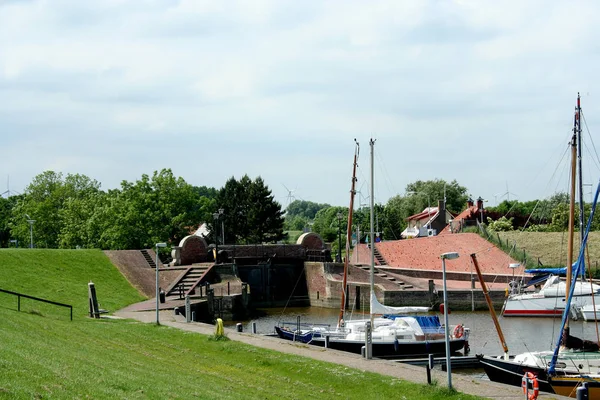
left=0, top=249, right=145, bottom=318
left=497, top=231, right=600, bottom=269
left=0, top=249, right=481, bottom=399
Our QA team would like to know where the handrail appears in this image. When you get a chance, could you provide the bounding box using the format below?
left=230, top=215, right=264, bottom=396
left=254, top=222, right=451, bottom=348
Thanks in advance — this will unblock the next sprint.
left=0, top=288, right=73, bottom=321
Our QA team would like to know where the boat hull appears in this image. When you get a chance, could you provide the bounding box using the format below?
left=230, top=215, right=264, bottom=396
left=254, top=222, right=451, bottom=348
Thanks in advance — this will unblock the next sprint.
left=502, top=293, right=600, bottom=317
left=477, top=354, right=555, bottom=394
left=275, top=326, right=467, bottom=358
left=549, top=375, right=600, bottom=398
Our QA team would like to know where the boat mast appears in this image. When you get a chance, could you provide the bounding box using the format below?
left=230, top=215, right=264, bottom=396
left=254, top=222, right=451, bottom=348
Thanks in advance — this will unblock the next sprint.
left=576, top=93, right=584, bottom=245
left=565, top=95, right=579, bottom=327
left=369, top=138, right=375, bottom=324
left=338, top=140, right=359, bottom=327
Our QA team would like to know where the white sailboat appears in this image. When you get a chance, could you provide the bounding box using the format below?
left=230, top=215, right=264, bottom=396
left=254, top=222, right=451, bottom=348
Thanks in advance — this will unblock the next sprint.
left=502, top=93, right=600, bottom=318
left=275, top=139, right=470, bottom=358
left=480, top=94, right=600, bottom=396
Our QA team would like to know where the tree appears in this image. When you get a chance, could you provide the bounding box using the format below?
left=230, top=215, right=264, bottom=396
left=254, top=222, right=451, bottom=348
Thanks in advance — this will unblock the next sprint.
left=215, top=175, right=284, bottom=244
left=405, top=179, right=469, bottom=214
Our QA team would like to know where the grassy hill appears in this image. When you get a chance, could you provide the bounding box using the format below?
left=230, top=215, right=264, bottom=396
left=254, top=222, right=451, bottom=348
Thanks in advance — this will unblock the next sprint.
left=0, top=249, right=145, bottom=317
left=0, top=249, right=480, bottom=399
left=496, top=231, right=600, bottom=271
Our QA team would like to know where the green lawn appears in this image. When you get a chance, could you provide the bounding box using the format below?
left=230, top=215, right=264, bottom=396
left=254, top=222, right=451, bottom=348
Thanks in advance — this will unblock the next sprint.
left=0, top=249, right=481, bottom=399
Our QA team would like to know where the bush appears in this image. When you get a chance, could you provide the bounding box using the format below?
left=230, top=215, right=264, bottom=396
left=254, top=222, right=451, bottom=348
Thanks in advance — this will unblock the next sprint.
left=487, top=216, right=513, bottom=231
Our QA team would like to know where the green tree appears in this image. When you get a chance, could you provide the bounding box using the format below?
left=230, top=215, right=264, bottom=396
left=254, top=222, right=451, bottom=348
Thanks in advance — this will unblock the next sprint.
left=215, top=175, right=284, bottom=244
left=405, top=179, right=469, bottom=214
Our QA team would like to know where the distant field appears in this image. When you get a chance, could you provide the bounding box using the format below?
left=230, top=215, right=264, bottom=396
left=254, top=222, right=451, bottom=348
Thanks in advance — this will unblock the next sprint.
left=0, top=249, right=482, bottom=399
left=497, top=231, right=600, bottom=270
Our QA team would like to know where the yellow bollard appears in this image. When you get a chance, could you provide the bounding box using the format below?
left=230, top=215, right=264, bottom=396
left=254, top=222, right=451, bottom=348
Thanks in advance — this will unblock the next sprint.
left=215, top=318, right=224, bottom=337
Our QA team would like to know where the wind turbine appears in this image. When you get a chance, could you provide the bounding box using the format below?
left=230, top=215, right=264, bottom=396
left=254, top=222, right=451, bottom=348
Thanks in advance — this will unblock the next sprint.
left=1, top=175, right=20, bottom=198
left=494, top=182, right=518, bottom=205
left=282, top=184, right=297, bottom=208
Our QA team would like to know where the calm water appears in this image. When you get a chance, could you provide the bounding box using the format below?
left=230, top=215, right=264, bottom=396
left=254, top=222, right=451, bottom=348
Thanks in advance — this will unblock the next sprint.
left=225, top=307, right=600, bottom=356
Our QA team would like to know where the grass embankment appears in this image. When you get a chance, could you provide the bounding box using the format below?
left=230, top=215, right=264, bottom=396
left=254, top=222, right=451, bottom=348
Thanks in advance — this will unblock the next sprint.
left=0, top=249, right=481, bottom=399
left=497, top=231, right=600, bottom=270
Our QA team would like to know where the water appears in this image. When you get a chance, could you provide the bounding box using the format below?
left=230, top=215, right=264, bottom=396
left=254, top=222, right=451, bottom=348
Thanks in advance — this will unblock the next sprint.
left=225, top=307, right=600, bottom=357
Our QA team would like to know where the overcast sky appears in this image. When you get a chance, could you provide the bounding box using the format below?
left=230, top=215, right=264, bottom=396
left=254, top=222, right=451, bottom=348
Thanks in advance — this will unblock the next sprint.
left=2, top=0, right=600, bottom=208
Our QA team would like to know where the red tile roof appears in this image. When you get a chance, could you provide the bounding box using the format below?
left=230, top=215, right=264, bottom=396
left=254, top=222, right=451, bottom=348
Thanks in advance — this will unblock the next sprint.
left=353, top=233, right=519, bottom=275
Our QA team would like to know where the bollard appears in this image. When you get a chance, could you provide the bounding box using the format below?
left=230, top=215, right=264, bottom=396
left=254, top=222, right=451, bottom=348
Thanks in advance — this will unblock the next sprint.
left=576, top=382, right=589, bottom=400
left=361, top=346, right=366, bottom=358
left=236, top=323, right=243, bottom=333
left=191, top=311, right=196, bottom=322
left=174, top=308, right=179, bottom=316
left=426, top=354, right=434, bottom=384
left=252, top=322, right=257, bottom=334
left=325, top=335, right=330, bottom=349
left=185, top=295, right=191, bottom=323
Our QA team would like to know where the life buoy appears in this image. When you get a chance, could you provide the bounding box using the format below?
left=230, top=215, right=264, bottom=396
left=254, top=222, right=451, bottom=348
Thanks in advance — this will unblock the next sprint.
left=453, top=324, right=464, bottom=339
left=521, top=371, right=539, bottom=400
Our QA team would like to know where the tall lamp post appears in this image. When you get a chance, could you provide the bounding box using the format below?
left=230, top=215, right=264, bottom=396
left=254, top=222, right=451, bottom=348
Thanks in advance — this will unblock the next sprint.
left=25, top=214, right=35, bottom=249
left=440, top=251, right=460, bottom=390
left=155, top=242, right=167, bottom=324
left=213, top=212, right=220, bottom=263
left=337, top=212, right=343, bottom=263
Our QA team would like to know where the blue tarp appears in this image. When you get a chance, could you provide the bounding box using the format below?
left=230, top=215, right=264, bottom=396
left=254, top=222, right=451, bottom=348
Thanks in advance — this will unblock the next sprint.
left=525, top=262, right=584, bottom=277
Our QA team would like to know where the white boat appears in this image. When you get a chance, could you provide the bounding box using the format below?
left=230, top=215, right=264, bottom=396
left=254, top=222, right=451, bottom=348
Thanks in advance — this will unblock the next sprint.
left=275, top=139, right=470, bottom=358
left=502, top=275, right=600, bottom=317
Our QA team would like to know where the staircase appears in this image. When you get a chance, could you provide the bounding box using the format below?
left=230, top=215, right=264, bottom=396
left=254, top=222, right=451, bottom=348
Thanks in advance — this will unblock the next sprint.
left=166, top=266, right=210, bottom=297
left=140, top=249, right=156, bottom=268
left=373, top=246, right=387, bottom=266
left=357, top=264, right=413, bottom=289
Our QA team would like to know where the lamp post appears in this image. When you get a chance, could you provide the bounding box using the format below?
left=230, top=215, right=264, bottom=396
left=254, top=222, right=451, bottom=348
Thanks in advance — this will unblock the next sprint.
left=213, top=212, right=220, bottom=263
left=25, top=214, right=35, bottom=249
left=219, top=208, right=225, bottom=245
left=155, top=242, right=167, bottom=325
left=337, top=212, right=343, bottom=263
left=440, top=251, right=460, bottom=390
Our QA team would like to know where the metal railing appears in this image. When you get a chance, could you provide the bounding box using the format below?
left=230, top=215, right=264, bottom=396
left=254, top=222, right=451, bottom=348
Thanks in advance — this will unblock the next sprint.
left=0, top=288, right=73, bottom=321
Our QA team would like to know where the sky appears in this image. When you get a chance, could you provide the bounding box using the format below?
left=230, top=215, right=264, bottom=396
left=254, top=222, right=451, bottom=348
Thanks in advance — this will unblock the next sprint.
left=2, top=0, right=600, bottom=209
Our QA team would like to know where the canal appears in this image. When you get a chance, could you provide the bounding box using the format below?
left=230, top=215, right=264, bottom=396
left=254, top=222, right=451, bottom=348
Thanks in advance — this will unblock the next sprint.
left=226, top=307, right=600, bottom=357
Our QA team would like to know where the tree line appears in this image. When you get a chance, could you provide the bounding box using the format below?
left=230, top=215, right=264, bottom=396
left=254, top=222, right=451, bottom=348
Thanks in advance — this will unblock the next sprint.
left=0, top=169, right=285, bottom=250
left=1, top=171, right=589, bottom=252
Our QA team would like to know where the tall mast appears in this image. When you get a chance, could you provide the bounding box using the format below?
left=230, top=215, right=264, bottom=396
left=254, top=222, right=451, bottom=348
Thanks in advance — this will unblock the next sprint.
left=576, top=93, right=584, bottom=245
left=338, top=140, right=359, bottom=327
left=565, top=96, right=578, bottom=328
left=369, top=139, right=376, bottom=322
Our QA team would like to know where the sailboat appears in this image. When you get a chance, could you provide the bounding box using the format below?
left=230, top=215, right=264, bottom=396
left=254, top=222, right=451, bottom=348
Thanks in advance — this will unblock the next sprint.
left=479, top=94, right=600, bottom=395
left=274, top=139, right=470, bottom=358
left=502, top=94, right=600, bottom=318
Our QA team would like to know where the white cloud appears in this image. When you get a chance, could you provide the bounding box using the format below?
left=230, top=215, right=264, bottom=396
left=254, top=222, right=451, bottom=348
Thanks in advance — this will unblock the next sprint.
left=1, top=0, right=600, bottom=207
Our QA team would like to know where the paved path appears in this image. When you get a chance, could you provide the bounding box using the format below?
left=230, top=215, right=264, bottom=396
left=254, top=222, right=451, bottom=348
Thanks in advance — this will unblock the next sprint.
left=115, top=309, right=570, bottom=400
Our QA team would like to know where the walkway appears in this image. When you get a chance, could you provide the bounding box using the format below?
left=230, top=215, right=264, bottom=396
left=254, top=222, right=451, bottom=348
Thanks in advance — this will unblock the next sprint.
left=114, top=309, right=569, bottom=400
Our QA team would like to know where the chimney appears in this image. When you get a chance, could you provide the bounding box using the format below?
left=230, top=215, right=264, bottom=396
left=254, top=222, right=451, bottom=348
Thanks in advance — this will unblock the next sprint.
left=438, top=199, right=445, bottom=215
left=476, top=196, right=484, bottom=210
left=467, top=197, right=474, bottom=208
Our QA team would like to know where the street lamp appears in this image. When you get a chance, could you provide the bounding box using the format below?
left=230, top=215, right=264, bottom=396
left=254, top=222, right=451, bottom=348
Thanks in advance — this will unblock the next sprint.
left=155, top=242, right=167, bottom=325
left=440, top=251, right=460, bottom=390
left=213, top=212, right=220, bottom=263
left=25, top=214, right=35, bottom=249
left=219, top=208, right=225, bottom=245
left=337, top=212, right=343, bottom=263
